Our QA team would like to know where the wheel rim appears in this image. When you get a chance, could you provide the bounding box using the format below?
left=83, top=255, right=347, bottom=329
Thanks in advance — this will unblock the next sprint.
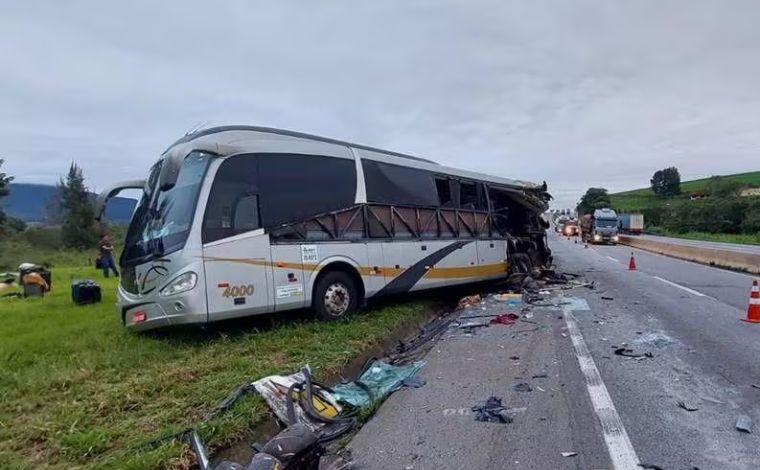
left=324, top=282, right=350, bottom=316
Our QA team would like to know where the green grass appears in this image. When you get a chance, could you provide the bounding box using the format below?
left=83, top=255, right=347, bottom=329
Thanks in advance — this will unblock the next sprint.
left=0, top=266, right=431, bottom=469
left=610, top=171, right=760, bottom=213
left=651, top=230, right=760, bottom=246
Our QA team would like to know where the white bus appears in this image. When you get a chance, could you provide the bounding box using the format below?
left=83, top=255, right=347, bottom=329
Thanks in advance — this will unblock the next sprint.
left=96, top=126, right=551, bottom=331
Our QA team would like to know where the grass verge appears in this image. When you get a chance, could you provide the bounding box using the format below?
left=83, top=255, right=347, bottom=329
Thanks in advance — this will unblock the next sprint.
left=649, top=230, right=760, bottom=246
left=0, top=266, right=431, bottom=469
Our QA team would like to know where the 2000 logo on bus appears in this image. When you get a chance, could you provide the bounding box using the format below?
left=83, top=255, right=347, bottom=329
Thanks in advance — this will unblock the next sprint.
left=218, top=283, right=254, bottom=298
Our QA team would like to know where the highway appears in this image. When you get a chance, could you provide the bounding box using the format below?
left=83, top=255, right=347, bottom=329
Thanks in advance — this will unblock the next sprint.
left=635, top=233, right=760, bottom=255
left=347, top=232, right=760, bottom=469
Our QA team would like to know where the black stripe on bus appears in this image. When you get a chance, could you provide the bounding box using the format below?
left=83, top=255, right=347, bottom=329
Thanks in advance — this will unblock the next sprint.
left=374, top=240, right=473, bottom=296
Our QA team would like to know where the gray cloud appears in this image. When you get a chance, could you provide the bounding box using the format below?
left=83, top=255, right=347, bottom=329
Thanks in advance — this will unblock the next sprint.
left=2, top=0, right=759, bottom=208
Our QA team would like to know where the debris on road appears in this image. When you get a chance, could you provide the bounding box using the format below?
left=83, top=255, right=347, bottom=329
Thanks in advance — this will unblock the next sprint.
left=332, top=359, right=425, bottom=407
left=560, top=452, right=577, bottom=457
left=751, top=384, right=760, bottom=390
left=493, top=292, right=522, bottom=305
left=638, top=464, right=665, bottom=470
left=677, top=401, right=699, bottom=412
left=531, top=373, right=548, bottom=379
left=601, top=295, right=614, bottom=300
left=457, top=294, right=481, bottom=310
left=736, top=415, right=753, bottom=433
left=614, top=347, right=653, bottom=359
left=511, top=382, right=533, bottom=392
left=471, top=396, right=513, bottom=424
left=401, top=376, right=426, bottom=389
left=490, top=313, right=519, bottom=325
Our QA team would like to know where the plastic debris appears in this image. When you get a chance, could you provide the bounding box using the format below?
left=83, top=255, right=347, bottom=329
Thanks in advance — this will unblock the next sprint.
left=457, top=294, right=481, bottom=310
left=638, top=464, right=665, bottom=470
left=511, top=382, right=533, bottom=392
left=331, top=359, right=425, bottom=407
left=494, top=293, right=522, bottom=306
left=402, top=376, right=426, bottom=388
left=531, top=373, right=548, bottom=379
left=736, top=415, right=753, bottom=433
left=252, top=367, right=343, bottom=432
left=471, top=396, right=513, bottom=423
left=560, top=452, right=577, bottom=457
left=677, top=401, right=699, bottom=412
left=601, top=296, right=614, bottom=300
left=490, top=313, right=519, bottom=325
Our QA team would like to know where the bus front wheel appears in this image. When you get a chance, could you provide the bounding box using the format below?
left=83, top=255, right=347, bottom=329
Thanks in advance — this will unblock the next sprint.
left=313, top=271, right=359, bottom=321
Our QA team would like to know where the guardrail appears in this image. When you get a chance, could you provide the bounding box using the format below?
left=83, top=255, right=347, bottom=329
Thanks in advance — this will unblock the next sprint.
left=617, top=235, right=760, bottom=274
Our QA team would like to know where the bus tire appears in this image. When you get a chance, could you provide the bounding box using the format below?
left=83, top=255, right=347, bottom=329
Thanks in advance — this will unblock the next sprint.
left=313, top=271, right=359, bottom=321
left=511, top=253, right=533, bottom=275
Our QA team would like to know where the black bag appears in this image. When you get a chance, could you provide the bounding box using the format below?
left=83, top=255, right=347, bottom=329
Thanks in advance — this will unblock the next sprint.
left=71, top=280, right=102, bottom=305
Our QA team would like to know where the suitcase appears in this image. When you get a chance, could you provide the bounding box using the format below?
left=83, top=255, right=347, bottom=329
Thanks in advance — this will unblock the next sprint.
left=71, top=280, right=102, bottom=305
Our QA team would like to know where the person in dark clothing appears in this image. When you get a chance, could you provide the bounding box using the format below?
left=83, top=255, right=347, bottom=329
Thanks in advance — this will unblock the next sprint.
left=98, top=234, right=119, bottom=278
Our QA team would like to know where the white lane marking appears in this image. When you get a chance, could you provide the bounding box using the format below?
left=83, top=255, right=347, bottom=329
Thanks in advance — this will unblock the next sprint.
left=563, top=307, right=640, bottom=469
left=652, top=276, right=707, bottom=297
left=606, top=256, right=619, bottom=262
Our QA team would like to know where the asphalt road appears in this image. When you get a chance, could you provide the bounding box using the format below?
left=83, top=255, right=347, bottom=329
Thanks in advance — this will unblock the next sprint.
left=635, top=233, right=760, bottom=255
left=347, top=233, right=760, bottom=469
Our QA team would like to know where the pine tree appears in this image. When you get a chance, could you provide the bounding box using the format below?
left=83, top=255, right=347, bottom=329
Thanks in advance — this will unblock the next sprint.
left=59, top=163, right=96, bottom=249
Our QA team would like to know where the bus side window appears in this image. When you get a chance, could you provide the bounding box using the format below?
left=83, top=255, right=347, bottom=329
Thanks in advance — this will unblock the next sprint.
left=460, top=181, right=478, bottom=209
left=436, top=177, right=454, bottom=207
left=233, top=195, right=260, bottom=231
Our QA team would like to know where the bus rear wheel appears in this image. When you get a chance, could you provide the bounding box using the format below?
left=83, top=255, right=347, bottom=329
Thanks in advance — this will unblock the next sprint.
left=313, top=271, right=359, bottom=321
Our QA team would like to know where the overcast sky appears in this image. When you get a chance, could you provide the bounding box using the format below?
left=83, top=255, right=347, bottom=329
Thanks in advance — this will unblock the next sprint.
left=2, top=0, right=759, bottom=209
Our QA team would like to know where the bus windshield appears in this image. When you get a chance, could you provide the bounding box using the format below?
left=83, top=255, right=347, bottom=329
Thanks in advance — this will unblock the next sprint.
left=121, top=151, right=211, bottom=266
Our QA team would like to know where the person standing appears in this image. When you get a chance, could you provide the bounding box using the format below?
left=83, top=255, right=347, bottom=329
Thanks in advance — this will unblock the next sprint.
left=98, top=234, right=119, bottom=278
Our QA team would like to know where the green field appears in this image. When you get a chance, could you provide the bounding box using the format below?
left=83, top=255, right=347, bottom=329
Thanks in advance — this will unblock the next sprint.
left=0, top=265, right=431, bottom=469
left=610, top=170, right=760, bottom=212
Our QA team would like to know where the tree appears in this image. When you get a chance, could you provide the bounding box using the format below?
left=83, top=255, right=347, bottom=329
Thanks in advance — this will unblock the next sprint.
left=577, top=187, right=612, bottom=215
left=59, top=163, right=96, bottom=249
left=706, top=176, right=744, bottom=198
left=0, top=158, right=14, bottom=225
left=650, top=167, right=681, bottom=196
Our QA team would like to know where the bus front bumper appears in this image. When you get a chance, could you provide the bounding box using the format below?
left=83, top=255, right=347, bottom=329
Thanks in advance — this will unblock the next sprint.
left=119, top=288, right=208, bottom=331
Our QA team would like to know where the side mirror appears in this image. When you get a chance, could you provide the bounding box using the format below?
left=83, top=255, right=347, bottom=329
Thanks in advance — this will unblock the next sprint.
left=95, top=179, right=146, bottom=221
left=158, top=152, right=184, bottom=191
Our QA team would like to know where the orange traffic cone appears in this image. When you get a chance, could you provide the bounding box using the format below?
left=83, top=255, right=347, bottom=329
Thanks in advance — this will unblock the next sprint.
left=742, top=280, right=760, bottom=323
left=628, top=253, right=636, bottom=271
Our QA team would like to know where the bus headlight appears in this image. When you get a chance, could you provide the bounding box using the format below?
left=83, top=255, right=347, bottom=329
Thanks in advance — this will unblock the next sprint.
left=160, top=272, right=197, bottom=297
left=593, top=234, right=602, bottom=241
left=612, top=235, right=619, bottom=242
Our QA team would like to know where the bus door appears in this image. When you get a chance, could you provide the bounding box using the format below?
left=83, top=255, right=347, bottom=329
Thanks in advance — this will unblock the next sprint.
left=203, top=231, right=272, bottom=320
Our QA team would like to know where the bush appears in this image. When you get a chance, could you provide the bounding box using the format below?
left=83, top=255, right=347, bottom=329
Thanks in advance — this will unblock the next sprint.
left=742, top=200, right=760, bottom=233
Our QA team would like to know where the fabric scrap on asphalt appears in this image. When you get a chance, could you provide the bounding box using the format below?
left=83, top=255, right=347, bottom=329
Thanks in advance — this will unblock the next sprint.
left=490, top=313, right=519, bottom=325
left=471, top=396, right=513, bottom=424
left=614, top=347, right=653, bottom=358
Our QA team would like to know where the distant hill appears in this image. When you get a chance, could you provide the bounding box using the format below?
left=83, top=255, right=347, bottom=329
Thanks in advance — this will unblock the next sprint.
left=610, top=171, right=760, bottom=212
left=1, top=183, right=137, bottom=223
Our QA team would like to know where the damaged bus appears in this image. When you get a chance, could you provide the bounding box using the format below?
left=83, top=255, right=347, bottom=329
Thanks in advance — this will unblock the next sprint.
left=96, top=126, right=551, bottom=331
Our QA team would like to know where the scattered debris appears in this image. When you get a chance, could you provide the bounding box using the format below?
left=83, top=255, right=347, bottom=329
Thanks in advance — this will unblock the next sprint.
left=614, top=348, right=653, bottom=359
left=560, top=452, right=577, bottom=458
left=699, top=396, right=725, bottom=405
left=509, top=355, right=520, bottom=360
left=531, top=373, right=548, bottom=379
left=471, top=396, right=513, bottom=424
left=677, top=401, right=699, bottom=412
left=457, top=294, right=481, bottom=310
left=490, top=313, right=519, bottom=325
left=511, top=382, right=533, bottom=392
left=751, top=384, right=760, bottom=390
left=633, top=332, right=675, bottom=349
left=536, top=386, right=545, bottom=392
left=736, top=415, right=753, bottom=433
left=638, top=464, right=665, bottom=470
left=401, top=376, right=426, bottom=388
left=493, top=293, right=522, bottom=305
left=601, top=296, right=614, bottom=300
left=332, top=359, right=425, bottom=407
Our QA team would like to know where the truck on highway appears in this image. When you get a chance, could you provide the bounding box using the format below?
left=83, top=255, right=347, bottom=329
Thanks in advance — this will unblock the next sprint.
left=618, top=213, right=644, bottom=235
left=580, top=208, right=619, bottom=244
